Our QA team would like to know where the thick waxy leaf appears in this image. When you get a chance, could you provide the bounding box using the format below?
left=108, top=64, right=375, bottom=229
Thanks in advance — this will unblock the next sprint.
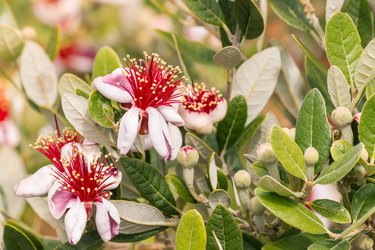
left=231, top=47, right=281, bottom=124
left=206, top=204, right=243, bottom=250
left=182, top=0, right=225, bottom=26
left=295, top=89, right=331, bottom=172
left=92, top=46, right=121, bottom=80
left=165, top=175, right=196, bottom=203
left=343, top=0, right=374, bottom=47
left=185, top=132, right=222, bottom=166
left=112, top=227, right=167, bottom=243
left=214, top=46, right=242, bottom=68
left=258, top=175, right=302, bottom=198
left=217, top=95, right=247, bottom=153
left=88, top=90, right=114, bottom=128
left=20, top=41, right=58, bottom=107
left=315, top=143, right=364, bottom=184
left=58, top=73, right=91, bottom=97
left=255, top=188, right=327, bottom=234
left=309, top=199, right=351, bottom=224
left=308, top=239, right=350, bottom=250
left=61, top=94, right=116, bottom=147
left=355, top=38, right=375, bottom=96
left=119, top=157, right=178, bottom=215
left=325, top=12, right=363, bottom=85
left=3, top=221, right=43, bottom=250
left=231, top=115, right=265, bottom=152
left=263, top=233, right=328, bottom=250
left=269, top=0, right=313, bottom=31
left=0, top=25, right=23, bottom=61
left=55, top=231, right=103, bottom=250
left=330, top=140, right=353, bottom=161
left=359, top=94, right=375, bottom=162
left=234, top=0, right=264, bottom=40
left=176, top=210, right=206, bottom=250
left=327, top=66, right=351, bottom=108
left=271, top=125, right=307, bottom=180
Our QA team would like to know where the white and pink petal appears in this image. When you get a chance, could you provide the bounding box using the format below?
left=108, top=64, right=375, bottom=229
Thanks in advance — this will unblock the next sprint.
left=117, top=107, right=140, bottom=155
left=94, top=199, right=120, bottom=241
left=64, top=199, right=87, bottom=245
left=48, top=182, right=77, bottom=219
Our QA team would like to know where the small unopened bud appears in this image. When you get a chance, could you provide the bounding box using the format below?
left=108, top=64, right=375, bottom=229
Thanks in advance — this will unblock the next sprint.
left=257, top=143, right=277, bottom=164
left=354, top=112, right=361, bottom=124
left=282, top=127, right=296, bottom=140
left=234, top=170, right=251, bottom=189
left=177, top=146, right=199, bottom=168
left=361, top=148, right=369, bottom=162
left=21, top=26, right=36, bottom=41
left=354, top=165, right=366, bottom=178
left=357, top=234, right=374, bottom=250
left=250, top=197, right=265, bottom=215
left=304, top=147, right=319, bottom=166
left=331, top=107, right=353, bottom=128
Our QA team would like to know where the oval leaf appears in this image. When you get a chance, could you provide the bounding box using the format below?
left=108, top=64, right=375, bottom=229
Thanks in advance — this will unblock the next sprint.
left=231, top=47, right=281, bottom=124
left=258, top=175, right=302, bottom=198
left=359, top=82, right=375, bottom=162
left=330, top=140, right=353, bottom=161
left=214, top=46, right=242, bottom=68
left=309, top=199, right=351, bottom=224
left=355, top=37, right=375, bottom=94
left=327, top=66, right=351, bottom=108
left=308, top=239, right=350, bottom=250
left=271, top=125, right=307, bottom=181
left=182, top=0, right=225, bottom=26
left=165, top=174, right=196, bottom=203
left=88, top=90, right=114, bottom=128
left=208, top=189, right=231, bottom=208
left=185, top=132, right=222, bottom=166
left=58, top=73, right=91, bottom=97
left=92, top=46, right=121, bottom=80
left=176, top=210, right=206, bottom=250
left=234, top=0, right=264, bottom=39
left=0, top=25, right=23, bottom=61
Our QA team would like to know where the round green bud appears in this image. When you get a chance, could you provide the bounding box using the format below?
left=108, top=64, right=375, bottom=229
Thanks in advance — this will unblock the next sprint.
left=304, top=147, right=319, bottom=166
left=177, top=146, right=199, bottom=168
left=257, top=143, right=277, bottom=164
left=250, top=197, right=265, bottom=215
left=331, top=107, right=353, bottom=128
left=357, top=234, right=374, bottom=250
left=234, top=170, right=251, bottom=189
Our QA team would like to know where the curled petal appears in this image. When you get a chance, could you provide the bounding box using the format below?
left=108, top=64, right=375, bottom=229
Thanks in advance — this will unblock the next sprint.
left=147, top=107, right=173, bottom=160
left=168, top=123, right=182, bottom=160
left=94, top=199, right=120, bottom=241
left=14, top=166, right=55, bottom=198
left=179, top=106, right=213, bottom=134
left=81, top=140, right=101, bottom=163
left=158, top=106, right=184, bottom=126
left=48, top=182, right=77, bottom=219
left=117, top=107, right=140, bottom=155
left=101, top=170, right=122, bottom=191
left=64, top=199, right=87, bottom=245
left=209, top=99, right=227, bottom=123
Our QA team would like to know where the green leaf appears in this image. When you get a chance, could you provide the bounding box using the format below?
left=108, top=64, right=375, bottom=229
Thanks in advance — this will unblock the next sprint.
left=0, top=0, right=18, bottom=27
left=55, top=231, right=103, bottom=250
left=218, top=0, right=236, bottom=33
left=359, top=94, right=375, bottom=161
left=119, top=157, right=179, bottom=215
left=88, top=90, right=114, bottom=128
left=327, top=66, right=351, bottom=108
left=330, top=140, right=353, bottom=161
left=269, top=0, right=313, bottom=32
left=304, top=57, right=335, bottom=113
left=308, top=239, right=350, bottom=250
left=315, top=143, right=364, bottom=184
left=185, top=132, right=222, bottom=166
left=165, top=174, right=196, bottom=203
left=3, top=220, right=43, bottom=250
left=182, top=0, right=225, bottom=26
left=258, top=175, right=302, bottom=198
left=295, top=89, right=331, bottom=173
left=234, top=0, right=264, bottom=40
left=157, top=30, right=216, bottom=64
left=206, top=204, right=243, bottom=250
left=112, top=227, right=167, bottom=243
left=263, top=233, right=328, bottom=250
left=46, top=27, right=61, bottom=60
left=214, top=46, right=242, bottom=69
left=0, top=25, right=23, bottom=61
left=271, top=125, right=307, bottom=180
left=176, top=210, right=206, bottom=250
left=366, top=79, right=375, bottom=98
left=355, top=38, right=375, bottom=96
left=255, top=188, right=327, bottom=234
left=325, top=12, right=363, bottom=85
left=58, top=73, right=91, bottom=97
left=309, top=199, right=351, bottom=224
left=342, top=0, right=374, bottom=48
left=251, top=161, right=268, bottom=178
left=217, top=168, right=228, bottom=190
left=231, top=115, right=265, bottom=152
left=217, top=95, right=247, bottom=153
left=92, top=46, right=121, bottom=80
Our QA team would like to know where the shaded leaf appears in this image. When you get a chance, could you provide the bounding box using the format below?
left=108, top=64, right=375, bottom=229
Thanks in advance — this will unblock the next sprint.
left=46, top=27, right=60, bottom=60
left=263, top=232, right=328, bottom=250
left=309, top=199, right=351, bottom=224
left=185, top=132, right=222, bottom=166
left=112, top=227, right=167, bottom=243
left=3, top=220, right=43, bottom=250
left=231, top=114, right=265, bottom=152
left=359, top=94, right=375, bottom=161
left=182, top=0, right=225, bottom=26
left=355, top=38, right=375, bottom=96
left=234, top=0, right=264, bottom=39
left=88, top=90, right=114, bottom=128
left=330, top=140, right=353, bottom=161
left=308, top=239, right=350, bottom=250
left=214, top=46, right=242, bottom=68
left=55, top=231, right=103, bottom=250
left=165, top=174, right=196, bottom=203
left=258, top=175, right=302, bottom=198
left=0, top=25, right=23, bottom=61
left=327, top=65, right=351, bottom=108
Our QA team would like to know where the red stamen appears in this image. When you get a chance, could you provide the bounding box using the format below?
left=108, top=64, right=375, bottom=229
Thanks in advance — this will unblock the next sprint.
left=182, top=83, right=223, bottom=114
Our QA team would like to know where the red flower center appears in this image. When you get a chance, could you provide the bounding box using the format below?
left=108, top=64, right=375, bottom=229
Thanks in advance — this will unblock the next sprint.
left=53, top=147, right=119, bottom=203
left=123, top=53, right=184, bottom=110
left=0, top=88, right=9, bottom=122
left=182, top=83, right=223, bottom=114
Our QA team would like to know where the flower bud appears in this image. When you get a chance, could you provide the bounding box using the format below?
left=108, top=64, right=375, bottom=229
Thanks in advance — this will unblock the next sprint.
left=250, top=197, right=265, bottom=215
left=357, top=234, right=374, bottom=250
left=361, top=148, right=369, bottom=162
left=354, top=112, right=361, bottom=124
left=331, top=107, right=353, bottom=128
left=282, top=127, right=296, bottom=140
left=304, top=147, right=319, bottom=166
left=21, top=26, right=37, bottom=41
left=257, top=143, right=276, bottom=164
left=177, top=146, right=199, bottom=168
left=234, top=170, right=251, bottom=189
